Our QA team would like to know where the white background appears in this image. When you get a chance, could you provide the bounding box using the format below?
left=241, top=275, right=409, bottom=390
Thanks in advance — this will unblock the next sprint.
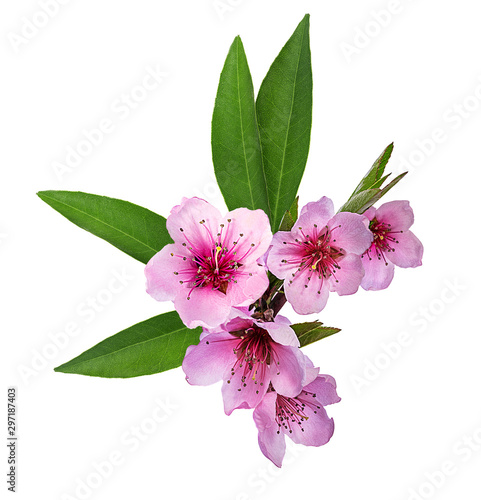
left=2, top=1, right=481, bottom=499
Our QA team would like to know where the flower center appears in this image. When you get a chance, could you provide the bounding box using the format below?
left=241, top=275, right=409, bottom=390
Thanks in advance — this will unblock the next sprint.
left=226, top=326, right=279, bottom=394
left=275, top=390, right=321, bottom=434
left=281, top=225, right=344, bottom=291
left=363, top=218, right=403, bottom=265
left=191, top=244, right=241, bottom=294
left=171, top=219, right=257, bottom=298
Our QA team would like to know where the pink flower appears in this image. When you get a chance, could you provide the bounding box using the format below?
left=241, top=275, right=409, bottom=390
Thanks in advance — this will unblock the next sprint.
left=253, top=363, right=340, bottom=467
left=145, top=198, right=272, bottom=328
left=361, top=200, right=423, bottom=291
left=267, top=197, right=373, bottom=314
left=182, top=311, right=307, bottom=415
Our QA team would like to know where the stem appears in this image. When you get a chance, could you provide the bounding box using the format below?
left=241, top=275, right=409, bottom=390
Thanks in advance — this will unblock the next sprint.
left=270, top=287, right=287, bottom=317
left=265, top=278, right=284, bottom=306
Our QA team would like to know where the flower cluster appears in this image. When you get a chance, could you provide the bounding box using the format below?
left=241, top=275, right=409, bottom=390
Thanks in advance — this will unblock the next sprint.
left=145, top=195, right=423, bottom=466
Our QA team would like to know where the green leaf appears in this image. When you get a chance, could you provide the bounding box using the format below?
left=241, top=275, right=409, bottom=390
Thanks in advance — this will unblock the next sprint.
left=37, top=191, right=172, bottom=264
left=339, top=188, right=380, bottom=214
left=278, top=196, right=299, bottom=231
left=365, top=171, right=408, bottom=208
left=291, top=321, right=341, bottom=348
left=212, top=36, right=270, bottom=216
left=256, top=14, right=313, bottom=231
left=339, top=171, right=408, bottom=215
left=349, top=143, right=394, bottom=198
left=54, top=312, right=201, bottom=378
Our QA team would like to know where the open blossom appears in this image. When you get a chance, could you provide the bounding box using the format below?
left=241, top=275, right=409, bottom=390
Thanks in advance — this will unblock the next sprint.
left=145, top=197, right=272, bottom=329
left=267, top=197, right=373, bottom=314
left=182, top=311, right=306, bottom=415
left=253, top=362, right=340, bottom=467
left=361, top=200, right=423, bottom=291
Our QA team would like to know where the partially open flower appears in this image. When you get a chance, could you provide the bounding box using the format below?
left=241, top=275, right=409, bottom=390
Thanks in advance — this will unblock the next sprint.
left=361, top=200, right=423, bottom=290
left=253, top=362, right=340, bottom=467
left=145, top=197, right=272, bottom=328
left=182, top=311, right=306, bottom=415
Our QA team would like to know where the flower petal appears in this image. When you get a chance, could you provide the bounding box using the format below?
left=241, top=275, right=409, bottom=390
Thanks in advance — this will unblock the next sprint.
left=291, top=198, right=335, bottom=246
left=182, top=333, right=237, bottom=385
left=287, top=400, right=335, bottom=447
left=375, top=200, right=414, bottom=231
left=270, top=345, right=306, bottom=397
left=266, top=231, right=300, bottom=280
left=253, top=391, right=277, bottom=431
left=328, top=212, right=373, bottom=255
left=222, top=364, right=270, bottom=415
left=303, top=356, right=321, bottom=386
left=262, top=318, right=299, bottom=347
left=360, top=247, right=395, bottom=291
left=387, top=230, right=424, bottom=268
left=254, top=393, right=286, bottom=468
left=225, top=261, right=269, bottom=307
left=285, top=270, right=330, bottom=314
left=297, top=197, right=335, bottom=227
left=145, top=244, right=190, bottom=302
left=363, top=206, right=376, bottom=221
left=222, top=208, right=272, bottom=264
left=304, top=374, right=341, bottom=406
left=173, top=286, right=234, bottom=329
left=328, top=253, right=364, bottom=296
left=167, top=197, right=222, bottom=249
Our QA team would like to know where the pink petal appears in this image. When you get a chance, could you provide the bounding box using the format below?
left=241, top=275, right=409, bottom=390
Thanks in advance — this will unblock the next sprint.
left=298, top=197, right=335, bottom=224
left=363, top=206, right=376, bottom=220
left=304, top=375, right=341, bottom=406
left=254, top=392, right=286, bottom=468
left=225, top=261, right=269, bottom=307
left=257, top=422, right=286, bottom=468
left=303, top=356, right=321, bottom=386
left=328, top=212, right=373, bottom=255
left=287, top=401, right=334, bottom=447
left=360, top=247, right=395, bottom=290
left=182, top=333, right=237, bottom=385
left=173, top=286, right=234, bottom=329
left=223, top=317, right=253, bottom=334
left=387, top=230, right=424, bottom=268
left=262, top=318, right=299, bottom=347
left=328, top=253, right=364, bottom=296
left=222, top=208, right=272, bottom=264
left=266, top=231, right=300, bottom=280
left=375, top=200, right=415, bottom=231
left=253, top=391, right=277, bottom=431
left=166, top=197, right=222, bottom=249
left=291, top=198, right=334, bottom=244
left=145, top=244, right=190, bottom=302
left=222, top=365, right=269, bottom=415
left=284, top=270, right=330, bottom=314
left=270, top=345, right=306, bottom=397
